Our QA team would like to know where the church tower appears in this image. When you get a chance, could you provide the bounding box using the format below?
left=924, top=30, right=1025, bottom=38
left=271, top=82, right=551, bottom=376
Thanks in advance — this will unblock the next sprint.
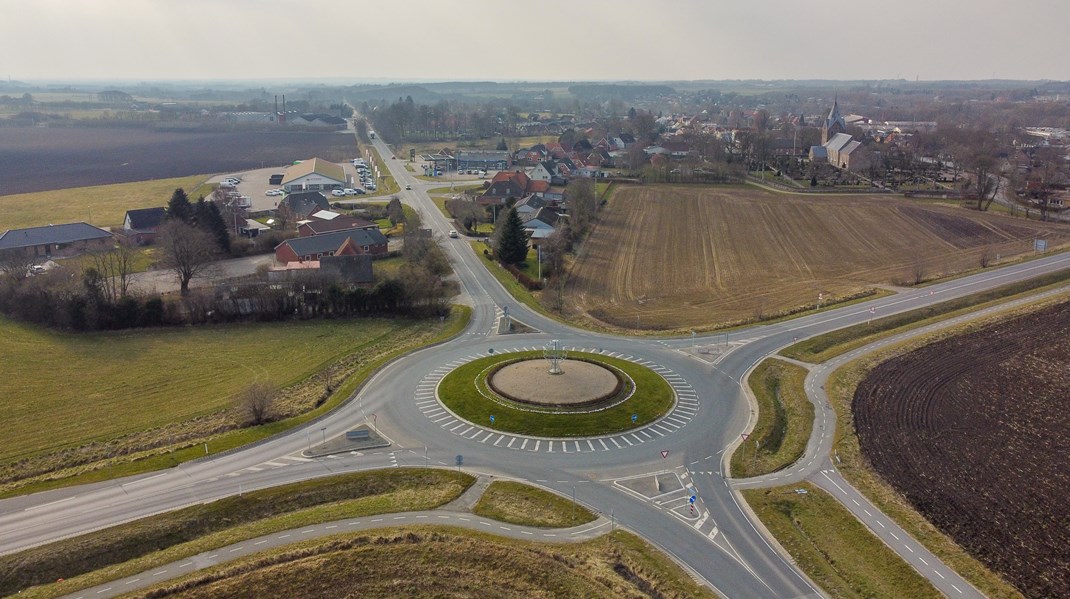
left=822, top=98, right=847, bottom=144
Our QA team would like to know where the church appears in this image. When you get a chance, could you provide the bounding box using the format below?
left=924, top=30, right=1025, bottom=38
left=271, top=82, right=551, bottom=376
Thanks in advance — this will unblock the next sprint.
left=809, top=100, right=869, bottom=172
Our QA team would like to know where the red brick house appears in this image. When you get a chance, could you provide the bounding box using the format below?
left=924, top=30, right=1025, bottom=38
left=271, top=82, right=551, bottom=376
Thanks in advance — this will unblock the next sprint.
left=297, top=210, right=378, bottom=237
left=274, top=228, right=388, bottom=264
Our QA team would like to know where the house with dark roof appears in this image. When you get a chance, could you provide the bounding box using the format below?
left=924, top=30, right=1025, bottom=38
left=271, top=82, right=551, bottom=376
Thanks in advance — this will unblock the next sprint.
left=477, top=171, right=550, bottom=207
left=122, top=207, right=167, bottom=245
left=278, top=191, right=331, bottom=224
left=0, top=222, right=113, bottom=259
left=298, top=210, right=378, bottom=237
left=274, top=228, right=388, bottom=264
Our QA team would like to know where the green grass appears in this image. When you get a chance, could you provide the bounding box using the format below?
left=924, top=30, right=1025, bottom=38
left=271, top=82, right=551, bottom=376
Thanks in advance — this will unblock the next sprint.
left=0, top=318, right=411, bottom=463
left=780, top=267, right=1070, bottom=363
left=743, top=483, right=942, bottom=599
left=364, top=146, right=400, bottom=197
left=7, top=469, right=475, bottom=598
left=730, top=358, right=813, bottom=478
left=474, top=481, right=597, bottom=528
left=427, top=183, right=484, bottom=195
left=471, top=241, right=555, bottom=320
left=1, top=306, right=471, bottom=496
left=438, top=351, right=673, bottom=437
left=0, top=174, right=210, bottom=229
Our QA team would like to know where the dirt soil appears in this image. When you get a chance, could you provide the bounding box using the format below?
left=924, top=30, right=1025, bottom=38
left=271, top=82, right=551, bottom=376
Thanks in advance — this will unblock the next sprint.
left=564, top=186, right=1070, bottom=331
left=0, top=127, right=356, bottom=196
left=853, top=300, right=1070, bottom=598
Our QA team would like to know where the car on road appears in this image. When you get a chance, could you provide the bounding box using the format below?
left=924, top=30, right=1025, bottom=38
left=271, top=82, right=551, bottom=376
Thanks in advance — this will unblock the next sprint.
left=331, top=189, right=346, bottom=197
left=405, top=184, right=412, bottom=190
left=448, top=230, right=458, bottom=238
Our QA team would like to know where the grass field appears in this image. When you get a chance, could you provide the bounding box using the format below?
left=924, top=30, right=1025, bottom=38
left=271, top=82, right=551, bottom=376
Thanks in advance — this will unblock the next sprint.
left=0, top=174, right=210, bottom=230
left=0, top=317, right=425, bottom=465
left=564, top=185, right=1070, bottom=331
left=7, top=469, right=474, bottom=598
left=780, top=267, right=1070, bottom=363
left=473, top=481, right=597, bottom=528
left=743, top=483, right=942, bottom=599
left=730, top=358, right=813, bottom=478
left=133, top=528, right=716, bottom=599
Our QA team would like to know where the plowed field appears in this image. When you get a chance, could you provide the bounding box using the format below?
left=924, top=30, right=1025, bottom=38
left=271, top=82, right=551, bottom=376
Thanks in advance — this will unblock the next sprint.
left=854, top=300, right=1070, bottom=598
left=0, top=127, right=355, bottom=196
left=564, top=186, right=1070, bottom=330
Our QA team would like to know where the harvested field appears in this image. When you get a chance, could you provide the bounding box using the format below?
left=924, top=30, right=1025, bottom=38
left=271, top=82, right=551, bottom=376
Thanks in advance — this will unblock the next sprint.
left=0, top=127, right=356, bottom=196
left=853, top=300, right=1070, bottom=598
left=564, top=186, right=1070, bottom=331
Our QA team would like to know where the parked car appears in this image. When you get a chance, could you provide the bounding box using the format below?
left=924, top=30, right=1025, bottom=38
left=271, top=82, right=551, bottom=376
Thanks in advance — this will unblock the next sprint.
left=366, top=183, right=377, bottom=191
left=352, top=188, right=366, bottom=195
left=265, top=189, right=285, bottom=196
left=331, top=189, right=346, bottom=197
left=223, top=177, right=241, bottom=185
left=343, top=188, right=359, bottom=195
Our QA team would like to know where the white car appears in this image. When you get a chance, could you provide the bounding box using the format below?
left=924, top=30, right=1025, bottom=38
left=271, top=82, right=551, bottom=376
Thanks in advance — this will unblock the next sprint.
left=343, top=188, right=359, bottom=195
left=331, top=189, right=346, bottom=197
left=448, top=230, right=458, bottom=238
left=405, top=184, right=412, bottom=190
left=222, top=177, right=241, bottom=185
left=265, top=189, right=285, bottom=196
left=365, top=183, right=377, bottom=191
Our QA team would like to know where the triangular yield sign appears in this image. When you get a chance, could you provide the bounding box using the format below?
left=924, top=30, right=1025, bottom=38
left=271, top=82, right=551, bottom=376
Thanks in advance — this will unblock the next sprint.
left=660, top=450, right=669, bottom=458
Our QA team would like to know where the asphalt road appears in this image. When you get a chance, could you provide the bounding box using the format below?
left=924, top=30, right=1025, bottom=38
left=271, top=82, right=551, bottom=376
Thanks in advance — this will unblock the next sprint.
left=5, top=135, right=1070, bottom=597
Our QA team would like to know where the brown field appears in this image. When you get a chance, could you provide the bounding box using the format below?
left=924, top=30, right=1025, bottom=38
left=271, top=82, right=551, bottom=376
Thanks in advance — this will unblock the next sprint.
left=853, top=300, right=1070, bottom=598
left=564, top=186, right=1070, bottom=330
left=0, top=126, right=356, bottom=196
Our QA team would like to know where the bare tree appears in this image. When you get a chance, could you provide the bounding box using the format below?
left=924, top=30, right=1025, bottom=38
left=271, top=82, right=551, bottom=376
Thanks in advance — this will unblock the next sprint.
left=0, top=250, right=39, bottom=280
left=566, top=178, right=598, bottom=236
left=979, top=246, right=993, bottom=268
left=157, top=219, right=218, bottom=295
left=85, top=245, right=137, bottom=303
left=235, top=381, right=277, bottom=425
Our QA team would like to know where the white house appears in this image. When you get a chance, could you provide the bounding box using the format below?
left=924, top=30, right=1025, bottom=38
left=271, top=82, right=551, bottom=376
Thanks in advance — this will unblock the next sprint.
left=280, top=158, right=346, bottom=193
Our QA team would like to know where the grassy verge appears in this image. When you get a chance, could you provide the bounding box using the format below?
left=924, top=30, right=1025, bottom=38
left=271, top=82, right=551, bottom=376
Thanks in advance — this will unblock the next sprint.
left=730, top=358, right=813, bottom=478
left=364, top=146, right=400, bottom=197
left=470, top=240, right=556, bottom=320
left=8, top=469, right=475, bottom=599
left=0, top=174, right=209, bottom=229
left=1, top=305, right=471, bottom=497
left=473, top=481, right=597, bottom=528
left=781, top=267, right=1070, bottom=363
left=131, top=528, right=716, bottom=599
left=743, top=483, right=942, bottom=599
left=438, top=351, right=673, bottom=437
left=821, top=302, right=1058, bottom=599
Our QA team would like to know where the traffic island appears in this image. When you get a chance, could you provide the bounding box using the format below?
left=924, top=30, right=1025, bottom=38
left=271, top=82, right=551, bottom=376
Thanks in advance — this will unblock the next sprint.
left=302, top=425, right=389, bottom=458
left=437, top=348, right=674, bottom=437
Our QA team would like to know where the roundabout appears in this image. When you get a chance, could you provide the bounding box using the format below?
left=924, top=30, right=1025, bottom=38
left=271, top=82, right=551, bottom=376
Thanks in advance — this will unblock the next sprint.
left=434, top=347, right=677, bottom=439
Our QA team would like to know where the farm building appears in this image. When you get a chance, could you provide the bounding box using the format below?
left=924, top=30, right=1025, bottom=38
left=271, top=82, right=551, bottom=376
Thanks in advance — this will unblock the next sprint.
left=274, top=228, right=388, bottom=264
left=0, top=222, right=113, bottom=259
left=122, top=207, right=167, bottom=245
left=456, top=150, right=510, bottom=172
left=280, top=158, right=346, bottom=193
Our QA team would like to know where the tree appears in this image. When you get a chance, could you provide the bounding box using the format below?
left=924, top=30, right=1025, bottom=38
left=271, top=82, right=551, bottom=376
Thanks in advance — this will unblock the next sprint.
left=235, top=381, right=277, bottom=426
left=496, top=137, right=508, bottom=151
left=195, top=198, right=231, bottom=252
left=85, top=245, right=136, bottom=304
left=386, top=196, right=406, bottom=226
left=566, top=178, right=598, bottom=235
left=495, top=207, right=528, bottom=265
left=157, top=220, right=218, bottom=295
left=541, top=227, right=571, bottom=278
left=0, top=250, right=38, bottom=280
left=166, top=188, right=194, bottom=223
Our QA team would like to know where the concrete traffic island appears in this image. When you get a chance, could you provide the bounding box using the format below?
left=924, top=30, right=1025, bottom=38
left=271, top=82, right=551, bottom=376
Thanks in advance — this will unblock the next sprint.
left=488, top=358, right=623, bottom=409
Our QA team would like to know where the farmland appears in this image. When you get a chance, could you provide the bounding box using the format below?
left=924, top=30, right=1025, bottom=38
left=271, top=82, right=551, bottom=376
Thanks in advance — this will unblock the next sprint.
left=564, top=185, right=1070, bottom=331
left=0, top=127, right=356, bottom=196
left=853, top=300, right=1070, bottom=598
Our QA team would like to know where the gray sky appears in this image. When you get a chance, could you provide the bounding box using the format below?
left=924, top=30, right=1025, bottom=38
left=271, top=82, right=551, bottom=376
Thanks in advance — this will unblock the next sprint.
left=3, top=0, right=1068, bottom=82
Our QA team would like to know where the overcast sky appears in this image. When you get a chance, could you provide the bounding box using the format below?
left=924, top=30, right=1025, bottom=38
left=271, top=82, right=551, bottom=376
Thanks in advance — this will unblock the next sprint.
left=3, top=0, right=1068, bottom=83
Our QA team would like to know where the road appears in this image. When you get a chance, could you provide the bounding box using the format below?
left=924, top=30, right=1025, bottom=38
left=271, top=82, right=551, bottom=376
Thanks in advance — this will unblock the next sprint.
left=5, top=132, right=1070, bottom=597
